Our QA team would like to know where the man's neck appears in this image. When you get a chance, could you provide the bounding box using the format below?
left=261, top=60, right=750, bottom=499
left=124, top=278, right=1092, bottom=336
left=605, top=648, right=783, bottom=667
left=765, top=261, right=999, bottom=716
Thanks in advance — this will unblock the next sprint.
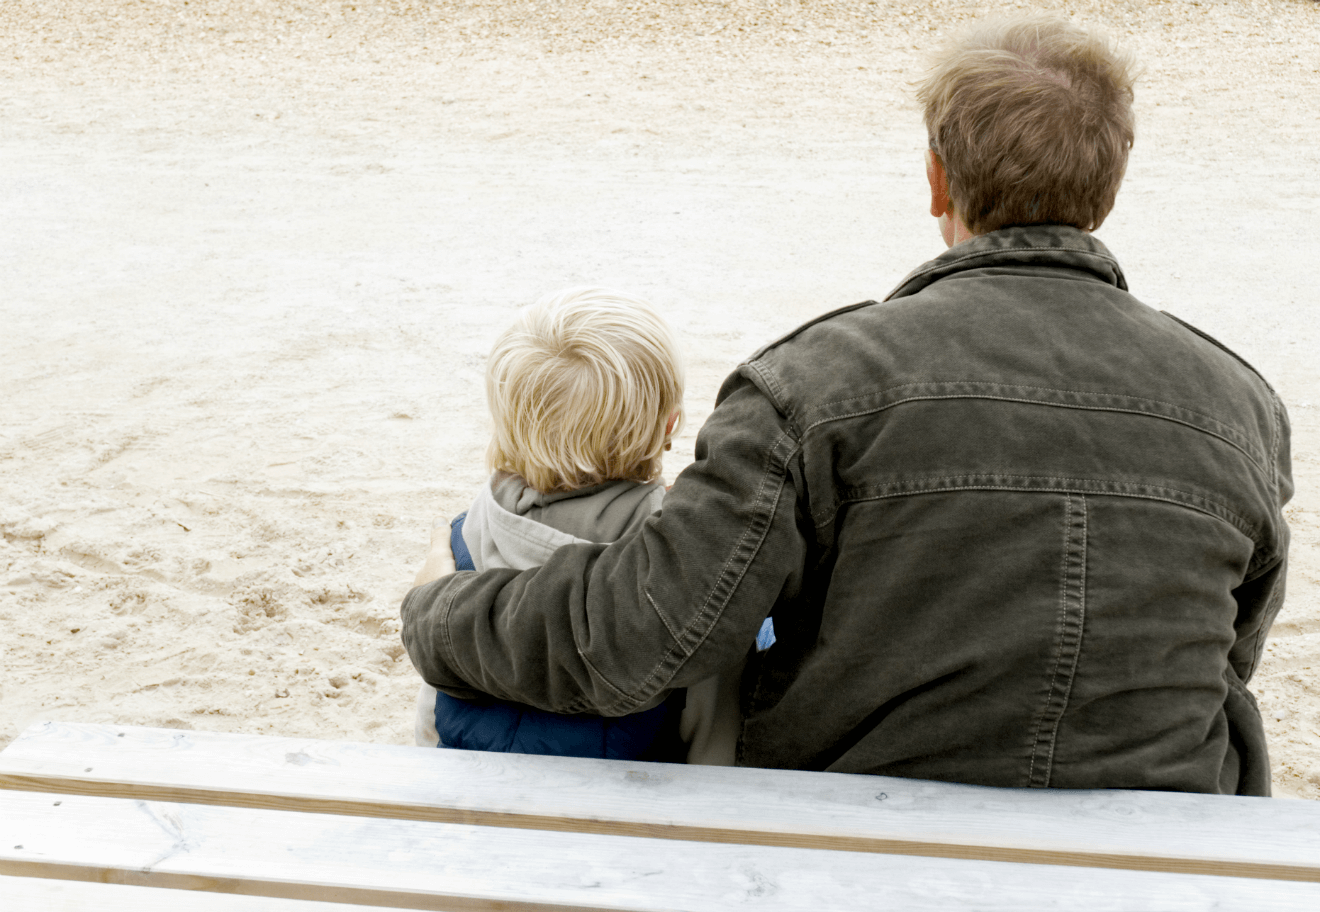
left=941, top=212, right=977, bottom=248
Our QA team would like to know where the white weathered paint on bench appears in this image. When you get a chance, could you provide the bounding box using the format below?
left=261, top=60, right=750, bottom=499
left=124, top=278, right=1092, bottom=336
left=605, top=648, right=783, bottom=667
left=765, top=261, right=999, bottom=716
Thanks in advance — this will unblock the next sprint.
left=3, top=789, right=1319, bottom=912
left=0, top=873, right=367, bottom=912
left=1, top=721, right=1317, bottom=883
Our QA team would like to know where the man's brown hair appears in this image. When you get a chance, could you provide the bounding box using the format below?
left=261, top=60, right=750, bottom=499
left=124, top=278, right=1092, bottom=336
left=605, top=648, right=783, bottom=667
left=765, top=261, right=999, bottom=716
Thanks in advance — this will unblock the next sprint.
left=916, top=15, right=1137, bottom=235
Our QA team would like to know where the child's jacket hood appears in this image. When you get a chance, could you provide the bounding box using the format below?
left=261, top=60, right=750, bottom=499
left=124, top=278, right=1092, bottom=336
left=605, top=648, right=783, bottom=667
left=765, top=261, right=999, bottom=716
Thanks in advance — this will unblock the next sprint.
left=460, top=472, right=665, bottom=572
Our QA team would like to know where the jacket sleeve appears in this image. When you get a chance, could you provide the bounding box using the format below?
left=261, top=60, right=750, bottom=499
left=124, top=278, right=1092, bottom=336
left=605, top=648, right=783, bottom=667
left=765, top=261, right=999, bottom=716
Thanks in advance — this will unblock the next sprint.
left=401, top=369, right=808, bottom=716
left=1227, top=391, right=1293, bottom=684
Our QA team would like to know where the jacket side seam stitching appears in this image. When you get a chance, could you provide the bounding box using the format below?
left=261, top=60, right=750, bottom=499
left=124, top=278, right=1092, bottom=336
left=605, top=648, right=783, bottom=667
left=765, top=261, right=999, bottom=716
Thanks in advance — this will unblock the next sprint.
left=1243, top=561, right=1285, bottom=681
left=1224, top=665, right=1259, bottom=707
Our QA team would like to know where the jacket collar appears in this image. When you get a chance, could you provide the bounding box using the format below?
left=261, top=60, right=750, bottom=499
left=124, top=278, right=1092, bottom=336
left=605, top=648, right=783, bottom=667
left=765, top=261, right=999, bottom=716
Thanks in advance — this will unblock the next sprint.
left=887, top=225, right=1128, bottom=300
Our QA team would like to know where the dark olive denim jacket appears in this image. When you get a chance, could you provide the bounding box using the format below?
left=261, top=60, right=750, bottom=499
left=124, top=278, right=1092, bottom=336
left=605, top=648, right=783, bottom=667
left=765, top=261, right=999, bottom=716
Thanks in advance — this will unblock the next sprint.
left=403, top=225, right=1292, bottom=795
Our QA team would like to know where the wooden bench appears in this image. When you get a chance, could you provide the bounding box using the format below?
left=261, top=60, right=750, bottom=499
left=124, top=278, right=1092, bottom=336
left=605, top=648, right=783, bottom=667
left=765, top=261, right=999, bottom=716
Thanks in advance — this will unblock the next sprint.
left=2, top=721, right=1318, bottom=910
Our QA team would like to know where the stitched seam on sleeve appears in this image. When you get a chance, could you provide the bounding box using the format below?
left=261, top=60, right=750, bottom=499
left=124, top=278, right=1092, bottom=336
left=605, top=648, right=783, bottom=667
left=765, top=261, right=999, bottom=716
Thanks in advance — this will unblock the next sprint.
left=577, top=651, right=632, bottom=703
left=632, top=433, right=791, bottom=702
left=600, top=430, right=797, bottom=714
left=646, top=589, right=683, bottom=641
left=438, top=577, right=464, bottom=686
left=1270, top=393, right=1284, bottom=490
left=1243, top=568, right=1285, bottom=682
left=1224, top=665, right=1258, bottom=707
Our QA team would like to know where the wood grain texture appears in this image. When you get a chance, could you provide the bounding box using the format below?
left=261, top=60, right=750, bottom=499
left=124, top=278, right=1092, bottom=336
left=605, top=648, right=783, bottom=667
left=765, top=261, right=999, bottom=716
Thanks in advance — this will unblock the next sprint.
left=4, top=789, right=1320, bottom=912
left=3, top=721, right=1319, bottom=884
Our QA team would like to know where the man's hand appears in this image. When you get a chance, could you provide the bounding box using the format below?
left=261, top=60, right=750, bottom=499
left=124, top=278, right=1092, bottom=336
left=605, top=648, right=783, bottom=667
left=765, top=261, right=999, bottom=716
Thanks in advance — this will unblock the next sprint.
left=414, top=517, right=457, bottom=587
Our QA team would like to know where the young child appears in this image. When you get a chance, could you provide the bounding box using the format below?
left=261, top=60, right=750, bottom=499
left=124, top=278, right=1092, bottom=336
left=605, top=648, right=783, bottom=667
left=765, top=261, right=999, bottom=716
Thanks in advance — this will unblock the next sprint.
left=413, top=287, right=740, bottom=763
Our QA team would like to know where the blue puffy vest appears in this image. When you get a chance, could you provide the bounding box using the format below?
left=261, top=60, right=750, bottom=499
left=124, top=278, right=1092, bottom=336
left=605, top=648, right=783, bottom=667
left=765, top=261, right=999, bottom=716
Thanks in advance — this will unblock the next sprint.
left=434, top=513, right=685, bottom=762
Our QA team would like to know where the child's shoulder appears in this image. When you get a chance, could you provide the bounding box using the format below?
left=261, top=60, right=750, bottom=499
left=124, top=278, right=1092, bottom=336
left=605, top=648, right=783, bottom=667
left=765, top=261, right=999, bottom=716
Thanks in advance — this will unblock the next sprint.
left=520, top=477, right=664, bottom=544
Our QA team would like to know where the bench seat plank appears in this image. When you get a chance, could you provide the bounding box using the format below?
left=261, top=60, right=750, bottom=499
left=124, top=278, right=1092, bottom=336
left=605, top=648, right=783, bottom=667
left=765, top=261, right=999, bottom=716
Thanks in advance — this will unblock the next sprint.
left=0, top=873, right=370, bottom=912
left=3, top=789, right=1319, bottom=912
left=2, top=721, right=1318, bottom=882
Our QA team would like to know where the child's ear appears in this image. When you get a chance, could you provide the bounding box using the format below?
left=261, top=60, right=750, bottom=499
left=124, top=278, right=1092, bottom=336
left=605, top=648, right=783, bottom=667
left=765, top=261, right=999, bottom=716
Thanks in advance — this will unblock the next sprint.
left=663, top=410, right=680, bottom=452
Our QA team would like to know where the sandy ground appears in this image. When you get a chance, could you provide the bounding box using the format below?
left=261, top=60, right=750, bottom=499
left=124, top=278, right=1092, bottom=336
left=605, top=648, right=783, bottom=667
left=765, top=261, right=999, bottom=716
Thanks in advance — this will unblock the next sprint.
left=2, top=0, right=1318, bottom=797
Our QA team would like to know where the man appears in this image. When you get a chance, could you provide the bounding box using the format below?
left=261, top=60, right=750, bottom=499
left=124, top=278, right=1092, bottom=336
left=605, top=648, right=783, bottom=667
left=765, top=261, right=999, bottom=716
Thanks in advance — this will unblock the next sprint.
left=403, top=16, right=1291, bottom=795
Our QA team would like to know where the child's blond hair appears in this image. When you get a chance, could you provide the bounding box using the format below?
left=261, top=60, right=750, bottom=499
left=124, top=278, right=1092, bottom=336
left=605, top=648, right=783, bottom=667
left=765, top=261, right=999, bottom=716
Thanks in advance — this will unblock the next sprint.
left=486, top=287, right=685, bottom=494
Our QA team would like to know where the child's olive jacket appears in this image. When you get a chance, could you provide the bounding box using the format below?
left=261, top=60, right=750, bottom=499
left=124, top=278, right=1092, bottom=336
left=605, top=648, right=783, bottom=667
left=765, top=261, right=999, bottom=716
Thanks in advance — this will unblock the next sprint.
left=403, top=225, right=1291, bottom=795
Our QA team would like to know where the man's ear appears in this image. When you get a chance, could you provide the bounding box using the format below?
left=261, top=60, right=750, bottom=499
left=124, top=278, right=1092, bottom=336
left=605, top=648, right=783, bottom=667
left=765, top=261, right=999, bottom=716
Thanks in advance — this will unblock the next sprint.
left=926, top=149, right=953, bottom=218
